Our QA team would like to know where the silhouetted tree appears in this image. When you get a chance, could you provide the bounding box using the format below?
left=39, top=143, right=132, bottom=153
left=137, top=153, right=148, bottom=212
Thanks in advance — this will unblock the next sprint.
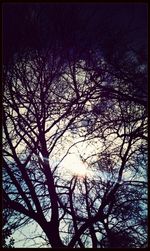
left=2, top=209, right=15, bottom=248
left=2, top=3, right=147, bottom=248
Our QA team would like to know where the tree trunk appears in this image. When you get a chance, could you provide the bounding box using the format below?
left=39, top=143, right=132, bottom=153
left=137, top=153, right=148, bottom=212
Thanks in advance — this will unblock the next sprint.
left=41, top=221, right=65, bottom=248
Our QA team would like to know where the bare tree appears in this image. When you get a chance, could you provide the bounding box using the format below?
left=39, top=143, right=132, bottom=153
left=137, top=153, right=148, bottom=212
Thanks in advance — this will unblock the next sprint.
left=3, top=39, right=147, bottom=248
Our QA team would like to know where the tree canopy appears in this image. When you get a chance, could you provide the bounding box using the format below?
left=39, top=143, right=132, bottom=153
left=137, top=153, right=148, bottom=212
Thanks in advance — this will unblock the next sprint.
left=2, top=3, right=147, bottom=248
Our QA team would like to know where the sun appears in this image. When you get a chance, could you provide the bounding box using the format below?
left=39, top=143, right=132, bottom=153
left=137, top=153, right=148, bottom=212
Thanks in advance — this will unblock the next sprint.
left=62, top=153, right=93, bottom=179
